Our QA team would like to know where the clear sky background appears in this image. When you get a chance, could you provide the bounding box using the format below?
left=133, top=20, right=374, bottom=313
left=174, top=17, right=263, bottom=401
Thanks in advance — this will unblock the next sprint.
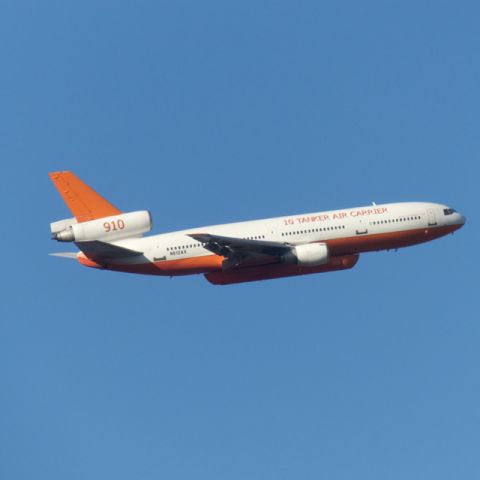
left=0, top=1, right=478, bottom=479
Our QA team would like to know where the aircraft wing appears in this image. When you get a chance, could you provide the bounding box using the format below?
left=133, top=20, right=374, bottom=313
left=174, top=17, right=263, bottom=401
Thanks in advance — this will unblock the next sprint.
left=188, top=233, right=290, bottom=270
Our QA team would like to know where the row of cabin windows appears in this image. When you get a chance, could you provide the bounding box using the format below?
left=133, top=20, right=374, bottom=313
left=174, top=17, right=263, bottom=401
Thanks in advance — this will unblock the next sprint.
left=167, top=235, right=268, bottom=251
left=168, top=235, right=267, bottom=250
left=167, top=243, right=206, bottom=251
left=166, top=225, right=349, bottom=251
left=371, top=216, right=421, bottom=225
left=281, top=225, right=346, bottom=236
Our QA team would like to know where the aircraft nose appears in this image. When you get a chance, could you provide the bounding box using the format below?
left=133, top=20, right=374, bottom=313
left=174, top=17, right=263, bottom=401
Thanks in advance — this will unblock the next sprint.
left=455, top=212, right=466, bottom=227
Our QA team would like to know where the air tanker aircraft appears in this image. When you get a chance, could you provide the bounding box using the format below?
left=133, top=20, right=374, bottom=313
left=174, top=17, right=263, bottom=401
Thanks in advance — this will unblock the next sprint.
left=49, top=171, right=465, bottom=285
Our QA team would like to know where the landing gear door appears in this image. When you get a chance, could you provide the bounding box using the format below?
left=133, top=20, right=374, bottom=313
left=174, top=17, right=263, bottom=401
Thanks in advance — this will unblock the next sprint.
left=427, top=209, right=437, bottom=226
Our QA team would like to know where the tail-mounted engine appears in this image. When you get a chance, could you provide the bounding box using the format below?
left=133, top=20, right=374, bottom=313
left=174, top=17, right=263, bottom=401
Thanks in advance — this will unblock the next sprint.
left=51, top=210, right=152, bottom=242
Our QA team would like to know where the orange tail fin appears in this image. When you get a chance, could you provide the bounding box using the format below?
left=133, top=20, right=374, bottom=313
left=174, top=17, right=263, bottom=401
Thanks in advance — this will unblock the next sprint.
left=49, top=171, right=121, bottom=223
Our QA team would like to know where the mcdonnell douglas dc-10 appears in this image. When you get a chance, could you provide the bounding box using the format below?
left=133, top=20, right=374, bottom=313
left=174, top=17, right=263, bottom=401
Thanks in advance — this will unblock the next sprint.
left=49, top=171, right=465, bottom=285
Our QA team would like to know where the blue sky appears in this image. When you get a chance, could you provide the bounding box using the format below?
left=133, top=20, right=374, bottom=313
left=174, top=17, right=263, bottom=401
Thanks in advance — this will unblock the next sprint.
left=1, top=1, right=478, bottom=478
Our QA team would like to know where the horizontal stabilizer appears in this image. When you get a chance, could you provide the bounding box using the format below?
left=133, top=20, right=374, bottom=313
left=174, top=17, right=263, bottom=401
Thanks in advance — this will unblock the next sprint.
left=75, top=240, right=143, bottom=260
left=49, top=252, right=78, bottom=259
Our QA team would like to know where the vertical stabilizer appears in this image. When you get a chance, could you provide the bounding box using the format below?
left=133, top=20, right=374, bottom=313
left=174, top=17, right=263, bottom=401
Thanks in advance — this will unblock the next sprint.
left=49, top=171, right=121, bottom=222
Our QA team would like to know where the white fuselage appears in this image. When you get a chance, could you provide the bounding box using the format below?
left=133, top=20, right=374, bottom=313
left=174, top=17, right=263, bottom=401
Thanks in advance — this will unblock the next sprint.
left=114, top=201, right=464, bottom=265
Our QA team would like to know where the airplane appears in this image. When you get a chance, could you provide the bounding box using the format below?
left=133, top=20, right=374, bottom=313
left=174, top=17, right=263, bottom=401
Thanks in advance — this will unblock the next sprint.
left=49, top=171, right=466, bottom=285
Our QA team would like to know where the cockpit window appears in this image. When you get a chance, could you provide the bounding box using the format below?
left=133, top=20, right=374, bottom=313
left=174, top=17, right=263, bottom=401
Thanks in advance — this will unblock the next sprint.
left=443, top=208, right=456, bottom=215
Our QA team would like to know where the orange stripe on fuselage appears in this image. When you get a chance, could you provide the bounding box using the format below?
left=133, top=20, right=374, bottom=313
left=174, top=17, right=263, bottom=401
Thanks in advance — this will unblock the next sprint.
left=82, top=223, right=461, bottom=276
left=326, top=223, right=460, bottom=256
left=104, top=254, right=224, bottom=276
left=77, top=253, right=104, bottom=269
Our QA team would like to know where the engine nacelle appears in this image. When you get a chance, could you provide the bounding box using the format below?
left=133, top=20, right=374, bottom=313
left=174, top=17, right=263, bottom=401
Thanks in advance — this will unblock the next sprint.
left=283, top=243, right=329, bottom=267
left=52, top=210, right=152, bottom=242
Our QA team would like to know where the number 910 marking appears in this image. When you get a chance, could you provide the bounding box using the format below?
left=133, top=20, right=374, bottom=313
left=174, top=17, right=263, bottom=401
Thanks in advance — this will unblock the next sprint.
left=104, top=219, right=125, bottom=232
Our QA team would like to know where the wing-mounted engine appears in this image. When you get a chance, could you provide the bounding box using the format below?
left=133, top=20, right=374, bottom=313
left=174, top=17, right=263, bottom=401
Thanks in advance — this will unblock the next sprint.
left=282, top=243, right=329, bottom=267
left=51, top=210, right=152, bottom=242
